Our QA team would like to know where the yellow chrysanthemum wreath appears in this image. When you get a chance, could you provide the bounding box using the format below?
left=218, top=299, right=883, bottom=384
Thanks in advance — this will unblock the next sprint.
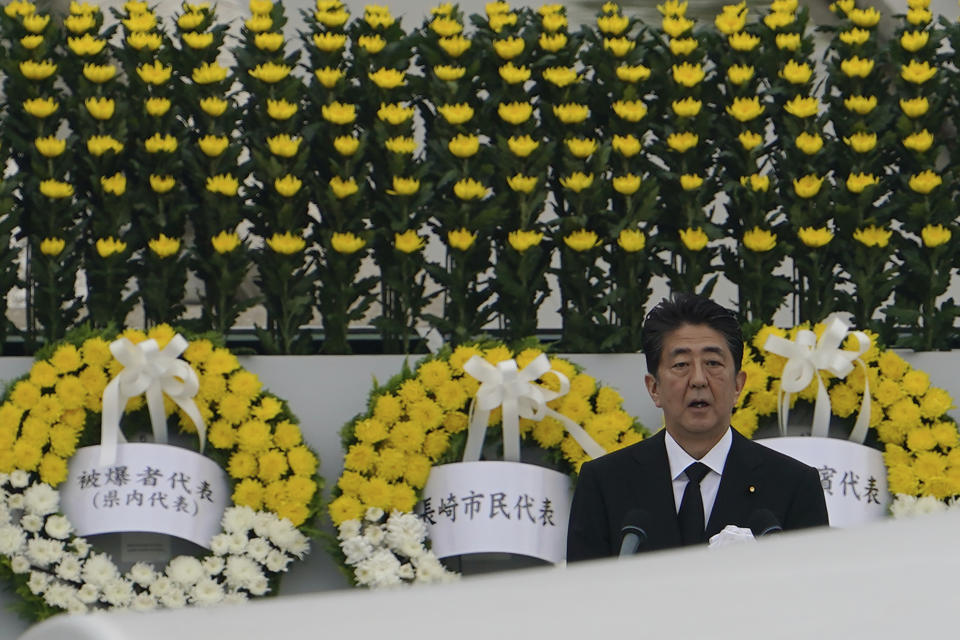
left=732, top=324, right=960, bottom=503
left=0, top=325, right=322, bottom=618
left=329, top=341, right=648, bottom=586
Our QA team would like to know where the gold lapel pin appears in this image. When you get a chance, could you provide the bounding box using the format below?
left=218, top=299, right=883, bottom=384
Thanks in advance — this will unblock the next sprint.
left=748, top=485, right=756, bottom=493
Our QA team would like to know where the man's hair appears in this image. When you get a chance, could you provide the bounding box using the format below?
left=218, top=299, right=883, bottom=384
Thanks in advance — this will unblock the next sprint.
left=641, top=293, right=744, bottom=376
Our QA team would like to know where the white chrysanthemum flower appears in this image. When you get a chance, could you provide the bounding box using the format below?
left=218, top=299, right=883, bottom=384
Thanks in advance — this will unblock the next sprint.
left=252, top=512, right=275, bottom=537
left=412, top=552, right=458, bottom=584
left=202, top=556, right=225, bottom=576
left=128, top=562, right=157, bottom=587
left=210, top=533, right=232, bottom=556
left=222, top=506, right=257, bottom=535
left=355, top=548, right=403, bottom=588
left=0, top=524, right=26, bottom=555
left=82, top=553, right=119, bottom=588
left=27, top=570, right=51, bottom=595
left=26, top=537, right=64, bottom=568
left=44, top=515, right=72, bottom=540
left=149, top=576, right=176, bottom=599
left=385, top=511, right=428, bottom=558
left=101, top=578, right=135, bottom=607
left=245, top=537, right=272, bottom=563
left=247, top=573, right=269, bottom=596
left=264, top=550, right=291, bottom=573
left=23, top=483, right=59, bottom=515
left=364, top=506, right=385, bottom=522
left=265, top=517, right=308, bottom=556
left=227, top=532, right=248, bottom=554
left=363, top=524, right=386, bottom=546
left=71, top=538, right=91, bottom=558
left=76, top=583, right=100, bottom=604
left=65, top=596, right=88, bottom=614
left=20, top=513, right=43, bottom=533
left=55, top=554, right=83, bottom=582
left=160, top=589, right=187, bottom=609
left=0, top=503, right=13, bottom=525
left=224, top=556, right=265, bottom=592
left=8, top=494, right=24, bottom=510
left=10, top=470, right=30, bottom=489
left=915, top=495, right=948, bottom=515
left=397, top=562, right=415, bottom=581
left=889, top=495, right=918, bottom=519
left=341, top=536, right=373, bottom=565
left=337, top=519, right=362, bottom=541
left=167, top=556, right=204, bottom=587
left=10, top=555, right=30, bottom=574
left=222, top=590, right=249, bottom=605
left=190, top=577, right=225, bottom=606
left=43, top=583, right=77, bottom=609
left=130, top=592, right=158, bottom=611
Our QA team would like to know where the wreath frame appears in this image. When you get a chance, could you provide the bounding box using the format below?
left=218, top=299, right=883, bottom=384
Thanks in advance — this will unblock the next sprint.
left=0, top=324, right=323, bottom=620
left=733, top=323, right=960, bottom=507
left=328, top=339, right=649, bottom=587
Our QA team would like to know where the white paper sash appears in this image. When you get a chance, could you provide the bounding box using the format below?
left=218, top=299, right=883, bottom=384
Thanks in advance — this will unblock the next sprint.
left=762, top=318, right=872, bottom=442
left=461, top=354, right=606, bottom=462
left=99, top=334, right=206, bottom=466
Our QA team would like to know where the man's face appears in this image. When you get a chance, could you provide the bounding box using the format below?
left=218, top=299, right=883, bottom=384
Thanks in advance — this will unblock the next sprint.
left=644, top=323, right=746, bottom=448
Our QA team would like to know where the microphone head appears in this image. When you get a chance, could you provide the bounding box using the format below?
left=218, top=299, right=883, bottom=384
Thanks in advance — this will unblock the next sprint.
left=747, top=508, right=783, bottom=537
left=620, top=508, right=651, bottom=543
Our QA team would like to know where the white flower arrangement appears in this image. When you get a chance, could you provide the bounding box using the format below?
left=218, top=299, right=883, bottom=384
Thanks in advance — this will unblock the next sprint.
left=338, top=508, right=458, bottom=588
left=0, top=470, right=309, bottom=614
left=889, top=494, right=960, bottom=519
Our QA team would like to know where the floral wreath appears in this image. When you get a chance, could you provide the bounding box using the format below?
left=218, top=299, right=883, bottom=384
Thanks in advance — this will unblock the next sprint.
left=0, top=325, right=321, bottom=619
left=328, top=340, right=648, bottom=587
left=732, top=323, right=960, bottom=516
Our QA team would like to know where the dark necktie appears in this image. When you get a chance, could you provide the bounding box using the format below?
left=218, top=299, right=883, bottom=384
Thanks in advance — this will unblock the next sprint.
left=678, top=462, right=710, bottom=546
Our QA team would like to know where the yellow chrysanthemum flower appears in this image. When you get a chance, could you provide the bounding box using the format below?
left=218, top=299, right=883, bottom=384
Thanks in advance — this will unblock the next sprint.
left=453, top=178, right=489, bottom=200
left=921, top=224, right=951, bottom=248
left=438, top=103, right=474, bottom=125
left=507, top=230, right=544, bottom=252
left=909, top=170, right=941, bottom=194
left=275, top=175, right=302, bottom=197
left=726, top=96, right=764, bottom=122
left=679, top=227, right=708, bottom=251
left=797, top=226, right=833, bottom=248
left=846, top=172, right=878, bottom=194
left=740, top=226, right=776, bottom=253
left=266, top=232, right=306, bottom=255
left=852, top=225, right=892, bottom=248
left=330, top=176, right=359, bottom=199
left=564, top=229, right=600, bottom=252
left=95, top=237, right=127, bottom=258
left=899, top=96, right=929, bottom=118
left=200, top=96, right=228, bottom=117
left=394, top=230, right=426, bottom=253
left=844, top=94, right=877, bottom=115
left=210, top=231, right=240, bottom=254
left=24, top=97, right=59, bottom=118
left=148, top=234, right=181, bottom=259
left=617, top=229, right=646, bottom=252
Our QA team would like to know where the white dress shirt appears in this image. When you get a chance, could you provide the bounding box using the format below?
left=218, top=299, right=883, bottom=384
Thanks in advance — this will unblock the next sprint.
left=665, top=428, right=733, bottom=526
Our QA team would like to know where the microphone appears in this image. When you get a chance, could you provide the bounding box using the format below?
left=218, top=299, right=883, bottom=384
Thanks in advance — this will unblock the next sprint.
left=747, top=508, right=783, bottom=537
left=618, top=508, right=651, bottom=557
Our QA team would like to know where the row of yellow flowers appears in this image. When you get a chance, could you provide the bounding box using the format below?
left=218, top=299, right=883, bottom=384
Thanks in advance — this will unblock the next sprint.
left=2, top=0, right=959, bottom=353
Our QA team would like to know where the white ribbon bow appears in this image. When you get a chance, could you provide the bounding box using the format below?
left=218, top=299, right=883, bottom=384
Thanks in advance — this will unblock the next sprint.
left=762, top=317, right=872, bottom=442
left=99, top=334, right=206, bottom=466
left=461, top=354, right=606, bottom=463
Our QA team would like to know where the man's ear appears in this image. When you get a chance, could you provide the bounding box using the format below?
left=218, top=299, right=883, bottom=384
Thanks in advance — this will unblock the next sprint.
left=645, top=373, right=662, bottom=408
left=734, top=368, right=747, bottom=399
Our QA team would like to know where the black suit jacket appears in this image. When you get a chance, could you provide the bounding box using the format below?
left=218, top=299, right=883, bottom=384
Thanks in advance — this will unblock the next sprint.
left=566, top=429, right=829, bottom=561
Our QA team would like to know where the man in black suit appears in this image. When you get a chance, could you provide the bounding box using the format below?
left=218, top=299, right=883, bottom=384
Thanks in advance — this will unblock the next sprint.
left=567, top=294, right=828, bottom=561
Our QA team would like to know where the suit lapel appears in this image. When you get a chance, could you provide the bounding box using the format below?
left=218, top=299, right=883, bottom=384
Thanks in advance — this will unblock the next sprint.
left=631, top=430, right=682, bottom=548
left=706, top=430, right=762, bottom=536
